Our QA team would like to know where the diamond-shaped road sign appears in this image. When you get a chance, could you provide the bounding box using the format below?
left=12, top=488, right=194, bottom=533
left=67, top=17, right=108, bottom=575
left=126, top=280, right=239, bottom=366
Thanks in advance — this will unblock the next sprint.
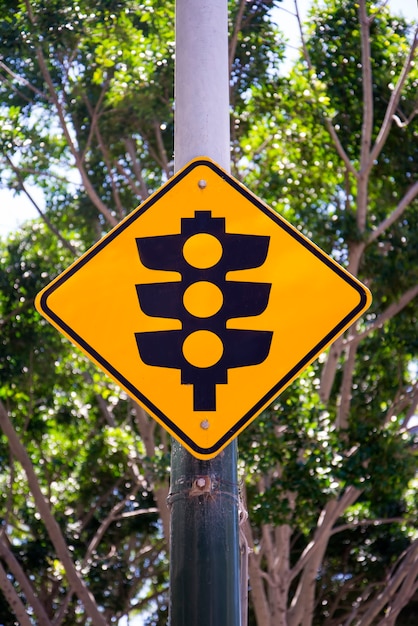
left=35, top=157, right=371, bottom=459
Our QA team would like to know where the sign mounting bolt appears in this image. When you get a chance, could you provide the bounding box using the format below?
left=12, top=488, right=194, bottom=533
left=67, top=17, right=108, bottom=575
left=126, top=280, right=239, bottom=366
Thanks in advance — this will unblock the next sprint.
left=200, top=419, right=210, bottom=429
left=198, top=179, right=207, bottom=189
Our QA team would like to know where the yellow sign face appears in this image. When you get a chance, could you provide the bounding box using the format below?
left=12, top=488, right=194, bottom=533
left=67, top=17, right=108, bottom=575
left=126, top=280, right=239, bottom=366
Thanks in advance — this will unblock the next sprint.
left=35, top=157, right=371, bottom=459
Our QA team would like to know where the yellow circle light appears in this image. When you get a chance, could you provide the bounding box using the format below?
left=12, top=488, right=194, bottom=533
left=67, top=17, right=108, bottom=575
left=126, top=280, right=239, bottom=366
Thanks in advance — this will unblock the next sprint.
left=183, top=281, right=223, bottom=318
left=182, top=330, right=224, bottom=368
left=183, top=233, right=223, bottom=269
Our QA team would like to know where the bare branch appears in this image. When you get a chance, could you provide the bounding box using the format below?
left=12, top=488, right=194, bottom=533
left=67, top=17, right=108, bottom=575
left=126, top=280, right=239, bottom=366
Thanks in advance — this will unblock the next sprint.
left=243, top=516, right=271, bottom=626
left=0, top=533, right=53, bottom=626
left=368, top=26, right=418, bottom=169
left=0, top=74, right=41, bottom=105
left=153, top=119, right=171, bottom=179
left=0, top=400, right=108, bottom=626
left=320, top=334, right=345, bottom=403
left=4, top=155, right=78, bottom=255
left=336, top=338, right=359, bottom=430
left=320, top=237, right=367, bottom=405
left=290, top=486, right=361, bottom=584
left=341, top=581, right=383, bottom=626
left=79, top=479, right=124, bottom=532
left=0, top=60, right=51, bottom=102
left=358, top=0, right=374, bottom=169
left=324, top=573, right=368, bottom=625
left=405, top=386, right=418, bottom=426
left=123, top=138, right=150, bottom=201
left=24, top=0, right=117, bottom=229
left=93, top=124, right=125, bottom=219
left=293, top=0, right=311, bottom=71
left=356, top=0, right=375, bottom=233
left=381, top=576, right=418, bottom=625
left=331, top=517, right=405, bottom=536
left=117, top=507, right=159, bottom=519
left=325, top=119, right=359, bottom=178
left=228, top=0, right=247, bottom=76
left=294, top=1, right=358, bottom=178
left=393, top=106, right=418, bottom=127
left=0, top=300, right=32, bottom=326
left=367, top=180, right=418, bottom=244
left=80, top=80, right=110, bottom=164
left=355, top=540, right=418, bottom=626
left=132, top=403, right=170, bottom=541
left=347, top=283, right=418, bottom=344
left=52, top=485, right=142, bottom=626
left=136, top=124, right=169, bottom=174
left=83, top=496, right=137, bottom=566
left=113, top=158, right=145, bottom=200
left=384, top=381, right=418, bottom=426
left=0, top=560, right=33, bottom=626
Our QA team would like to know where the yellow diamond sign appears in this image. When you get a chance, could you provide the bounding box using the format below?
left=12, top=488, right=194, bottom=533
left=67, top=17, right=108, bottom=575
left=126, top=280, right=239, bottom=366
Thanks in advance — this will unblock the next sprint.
left=35, top=157, right=371, bottom=459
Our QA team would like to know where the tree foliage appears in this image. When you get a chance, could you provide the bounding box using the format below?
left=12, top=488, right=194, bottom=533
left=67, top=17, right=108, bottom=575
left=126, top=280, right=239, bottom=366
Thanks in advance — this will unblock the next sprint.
left=0, top=0, right=417, bottom=625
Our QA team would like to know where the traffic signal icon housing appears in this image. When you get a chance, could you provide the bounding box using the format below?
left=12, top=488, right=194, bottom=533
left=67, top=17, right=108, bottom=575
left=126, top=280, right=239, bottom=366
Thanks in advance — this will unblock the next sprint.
left=135, top=210, right=272, bottom=411
left=35, top=157, right=371, bottom=459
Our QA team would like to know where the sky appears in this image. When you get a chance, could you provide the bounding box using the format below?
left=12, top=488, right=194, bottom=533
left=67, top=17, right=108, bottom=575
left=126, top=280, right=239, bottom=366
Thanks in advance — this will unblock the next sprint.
left=0, top=0, right=416, bottom=238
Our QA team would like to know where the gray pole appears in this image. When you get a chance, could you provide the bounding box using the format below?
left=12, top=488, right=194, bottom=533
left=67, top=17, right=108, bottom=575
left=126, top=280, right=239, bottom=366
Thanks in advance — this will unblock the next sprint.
left=174, top=0, right=230, bottom=170
left=169, top=1, right=241, bottom=625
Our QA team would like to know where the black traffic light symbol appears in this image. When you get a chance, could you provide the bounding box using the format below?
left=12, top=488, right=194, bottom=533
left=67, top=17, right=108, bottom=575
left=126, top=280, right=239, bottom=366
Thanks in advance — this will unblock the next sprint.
left=135, top=211, right=272, bottom=411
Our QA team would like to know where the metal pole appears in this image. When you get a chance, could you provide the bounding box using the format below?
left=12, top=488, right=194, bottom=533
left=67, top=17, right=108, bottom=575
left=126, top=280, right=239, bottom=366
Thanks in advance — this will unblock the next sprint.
left=169, top=1, right=241, bottom=625
left=174, top=0, right=230, bottom=170
left=169, top=440, right=240, bottom=626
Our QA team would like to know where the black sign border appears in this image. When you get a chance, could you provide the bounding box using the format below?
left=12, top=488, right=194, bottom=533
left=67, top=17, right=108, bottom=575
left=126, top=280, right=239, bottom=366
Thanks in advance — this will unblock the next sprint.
left=38, top=158, right=370, bottom=457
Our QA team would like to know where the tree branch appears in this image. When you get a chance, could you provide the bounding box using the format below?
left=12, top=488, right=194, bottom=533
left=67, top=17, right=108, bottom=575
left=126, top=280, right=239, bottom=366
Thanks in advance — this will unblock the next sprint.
left=358, top=0, right=374, bottom=166
left=319, top=334, right=345, bottom=403
left=0, top=400, right=108, bottom=626
left=116, top=507, right=159, bottom=519
left=404, top=385, right=418, bottom=427
left=336, top=338, right=359, bottom=430
left=346, top=283, right=418, bottom=345
left=93, top=124, right=125, bottom=219
left=135, top=124, right=168, bottom=174
left=368, top=25, right=418, bottom=169
left=367, top=180, right=418, bottom=244
left=153, top=119, right=171, bottom=179
left=289, top=488, right=361, bottom=626
left=113, top=157, right=145, bottom=200
left=81, top=487, right=151, bottom=571
left=228, top=0, right=247, bottom=77
left=243, top=516, right=271, bottom=626
left=357, top=0, right=374, bottom=233
left=355, top=540, right=418, bottom=626
left=4, top=155, right=78, bottom=255
left=0, top=59, right=51, bottom=102
left=0, top=560, right=33, bottom=626
left=290, top=487, right=361, bottom=584
left=80, top=79, right=110, bottom=164
left=123, top=137, right=150, bottom=201
left=24, top=0, right=117, bottom=228
left=331, top=516, right=405, bottom=536
left=0, top=533, right=53, bottom=626
left=341, top=580, right=383, bottom=625
left=325, top=118, right=359, bottom=178
left=294, top=0, right=358, bottom=177
left=132, top=403, right=170, bottom=542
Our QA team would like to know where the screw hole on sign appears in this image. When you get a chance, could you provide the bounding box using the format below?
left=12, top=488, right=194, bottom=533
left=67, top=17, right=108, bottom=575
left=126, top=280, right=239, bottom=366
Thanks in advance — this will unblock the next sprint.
left=182, top=233, right=223, bottom=269
left=182, top=330, right=224, bottom=368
